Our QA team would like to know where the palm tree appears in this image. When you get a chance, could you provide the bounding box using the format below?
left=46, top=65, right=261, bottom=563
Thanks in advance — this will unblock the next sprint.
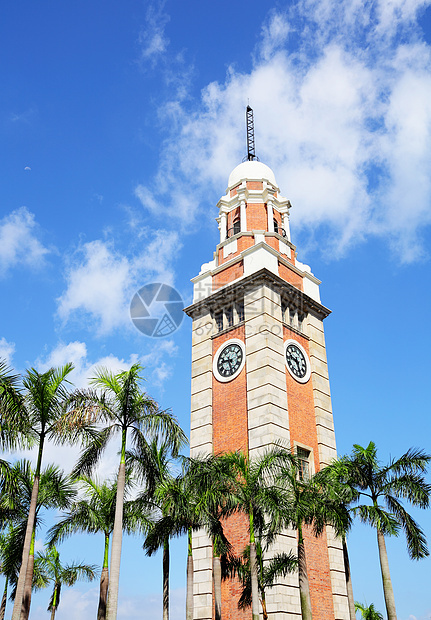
left=0, top=360, right=23, bottom=454
left=36, top=545, right=96, bottom=620
left=1, top=460, right=76, bottom=620
left=224, top=538, right=297, bottom=620
left=138, top=445, right=233, bottom=620
left=217, top=448, right=291, bottom=620
left=0, top=529, right=14, bottom=620
left=315, top=461, right=358, bottom=620
left=0, top=363, right=86, bottom=620
left=355, top=601, right=384, bottom=620
left=69, top=363, right=187, bottom=620
left=276, top=451, right=351, bottom=620
left=336, top=442, right=430, bottom=620
left=174, top=453, right=236, bottom=620
left=130, top=439, right=184, bottom=620
left=0, top=460, right=20, bottom=529
left=47, top=474, right=148, bottom=620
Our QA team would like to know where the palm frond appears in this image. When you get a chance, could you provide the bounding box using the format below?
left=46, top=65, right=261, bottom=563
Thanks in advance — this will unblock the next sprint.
left=71, top=426, right=114, bottom=478
left=353, top=504, right=399, bottom=536
left=385, top=495, right=429, bottom=559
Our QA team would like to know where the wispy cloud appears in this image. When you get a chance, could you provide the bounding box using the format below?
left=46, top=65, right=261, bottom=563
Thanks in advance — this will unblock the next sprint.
left=134, top=0, right=431, bottom=262
left=138, top=0, right=170, bottom=66
left=0, top=207, right=50, bottom=276
left=9, top=107, right=37, bottom=124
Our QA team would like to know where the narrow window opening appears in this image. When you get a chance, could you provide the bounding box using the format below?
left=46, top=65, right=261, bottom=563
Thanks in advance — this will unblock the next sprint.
left=233, top=218, right=240, bottom=235
left=298, top=313, right=304, bottom=333
left=273, top=218, right=279, bottom=234
left=226, top=307, right=234, bottom=328
left=237, top=302, right=244, bottom=323
left=215, top=312, right=223, bottom=333
left=297, top=447, right=311, bottom=481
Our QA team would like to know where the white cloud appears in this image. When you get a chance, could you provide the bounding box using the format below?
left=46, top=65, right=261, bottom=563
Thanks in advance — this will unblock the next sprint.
left=57, top=241, right=131, bottom=334
left=0, top=337, right=15, bottom=365
left=37, top=338, right=178, bottom=399
left=134, top=0, right=431, bottom=262
left=0, top=207, right=50, bottom=276
left=13, top=340, right=179, bottom=478
left=28, top=587, right=185, bottom=620
left=34, top=538, right=44, bottom=553
left=57, top=232, right=181, bottom=334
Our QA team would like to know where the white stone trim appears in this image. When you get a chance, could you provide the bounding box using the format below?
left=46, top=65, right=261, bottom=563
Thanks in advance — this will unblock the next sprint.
left=212, top=338, right=246, bottom=383
left=223, top=238, right=237, bottom=259
left=284, top=339, right=311, bottom=384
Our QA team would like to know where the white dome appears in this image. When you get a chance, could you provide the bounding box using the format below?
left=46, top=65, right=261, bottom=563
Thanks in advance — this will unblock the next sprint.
left=228, top=160, right=277, bottom=189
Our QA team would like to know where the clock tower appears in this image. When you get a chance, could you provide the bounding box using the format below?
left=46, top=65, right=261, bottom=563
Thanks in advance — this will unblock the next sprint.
left=184, top=156, right=350, bottom=619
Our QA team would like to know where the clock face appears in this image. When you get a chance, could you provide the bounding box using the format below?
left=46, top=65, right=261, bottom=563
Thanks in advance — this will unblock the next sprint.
left=213, top=339, right=245, bottom=382
left=284, top=340, right=311, bottom=383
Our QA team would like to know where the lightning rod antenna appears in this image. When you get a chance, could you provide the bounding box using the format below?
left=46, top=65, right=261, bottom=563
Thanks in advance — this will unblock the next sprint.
left=246, top=105, right=258, bottom=161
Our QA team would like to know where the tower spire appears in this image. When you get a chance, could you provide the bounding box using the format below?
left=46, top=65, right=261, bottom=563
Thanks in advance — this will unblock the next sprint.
left=246, top=105, right=257, bottom=161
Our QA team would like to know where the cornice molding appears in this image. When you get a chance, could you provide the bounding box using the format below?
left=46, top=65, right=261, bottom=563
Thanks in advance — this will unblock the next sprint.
left=184, top=268, right=331, bottom=320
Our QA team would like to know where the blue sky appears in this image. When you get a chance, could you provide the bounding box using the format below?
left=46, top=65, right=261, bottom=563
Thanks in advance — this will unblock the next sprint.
left=1, top=0, right=431, bottom=618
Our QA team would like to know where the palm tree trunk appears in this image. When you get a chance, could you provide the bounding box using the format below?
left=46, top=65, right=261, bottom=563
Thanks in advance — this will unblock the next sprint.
left=249, top=508, right=259, bottom=620
left=21, top=528, right=35, bottom=620
left=377, top=529, right=397, bottom=620
left=106, top=432, right=127, bottom=620
left=163, top=536, right=169, bottom=620
left=186, top=529, right=193, bottom=620
left=261, top=592, right=268, bottom=620
left=250, top=542, right=260, bottom=620
left=0, top=577, right=8, bottom=620
left=342, top=536, right=356, bottom=620
left=12, top=440, right=44, bottom=620
left=98, top=533, right=110, bottom=620
left=50, top=583, right=59, bottom=620
left=297, top=523, right=312, bottom=620
left=212, top=555, right=222, bottom=620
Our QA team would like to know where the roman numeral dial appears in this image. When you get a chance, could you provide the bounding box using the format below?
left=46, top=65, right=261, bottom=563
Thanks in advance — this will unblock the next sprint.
left=284, top=339, right=311, bottom=384
left=213, top=339, right=246, bottom=382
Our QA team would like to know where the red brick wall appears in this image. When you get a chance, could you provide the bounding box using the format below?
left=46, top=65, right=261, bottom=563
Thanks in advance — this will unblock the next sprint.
left=213, top=261, right=244, bottom=289
left=219, top=512, right=250, bottom=620
left=217, top=236, right=254, bottom=266
left=213, top=325, right=249, bottom=619
left=265, top=235, right=279, bottom=252
left=213, top=325, right=247, bottom=455
left=278, top=261, right=303, bottom=290
left=246, top=202, right=267, bottom=230
left=284, top=325, right=335, bottom=620
left=246, top=181, right=263, bottom=190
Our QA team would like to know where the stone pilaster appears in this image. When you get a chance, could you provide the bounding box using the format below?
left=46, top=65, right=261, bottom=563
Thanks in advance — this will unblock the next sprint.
left=245, top=283, right=301, bottom=618
left=190, top=311, right=213, bottom=620
left=307, top=312, right=350, bottom=620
